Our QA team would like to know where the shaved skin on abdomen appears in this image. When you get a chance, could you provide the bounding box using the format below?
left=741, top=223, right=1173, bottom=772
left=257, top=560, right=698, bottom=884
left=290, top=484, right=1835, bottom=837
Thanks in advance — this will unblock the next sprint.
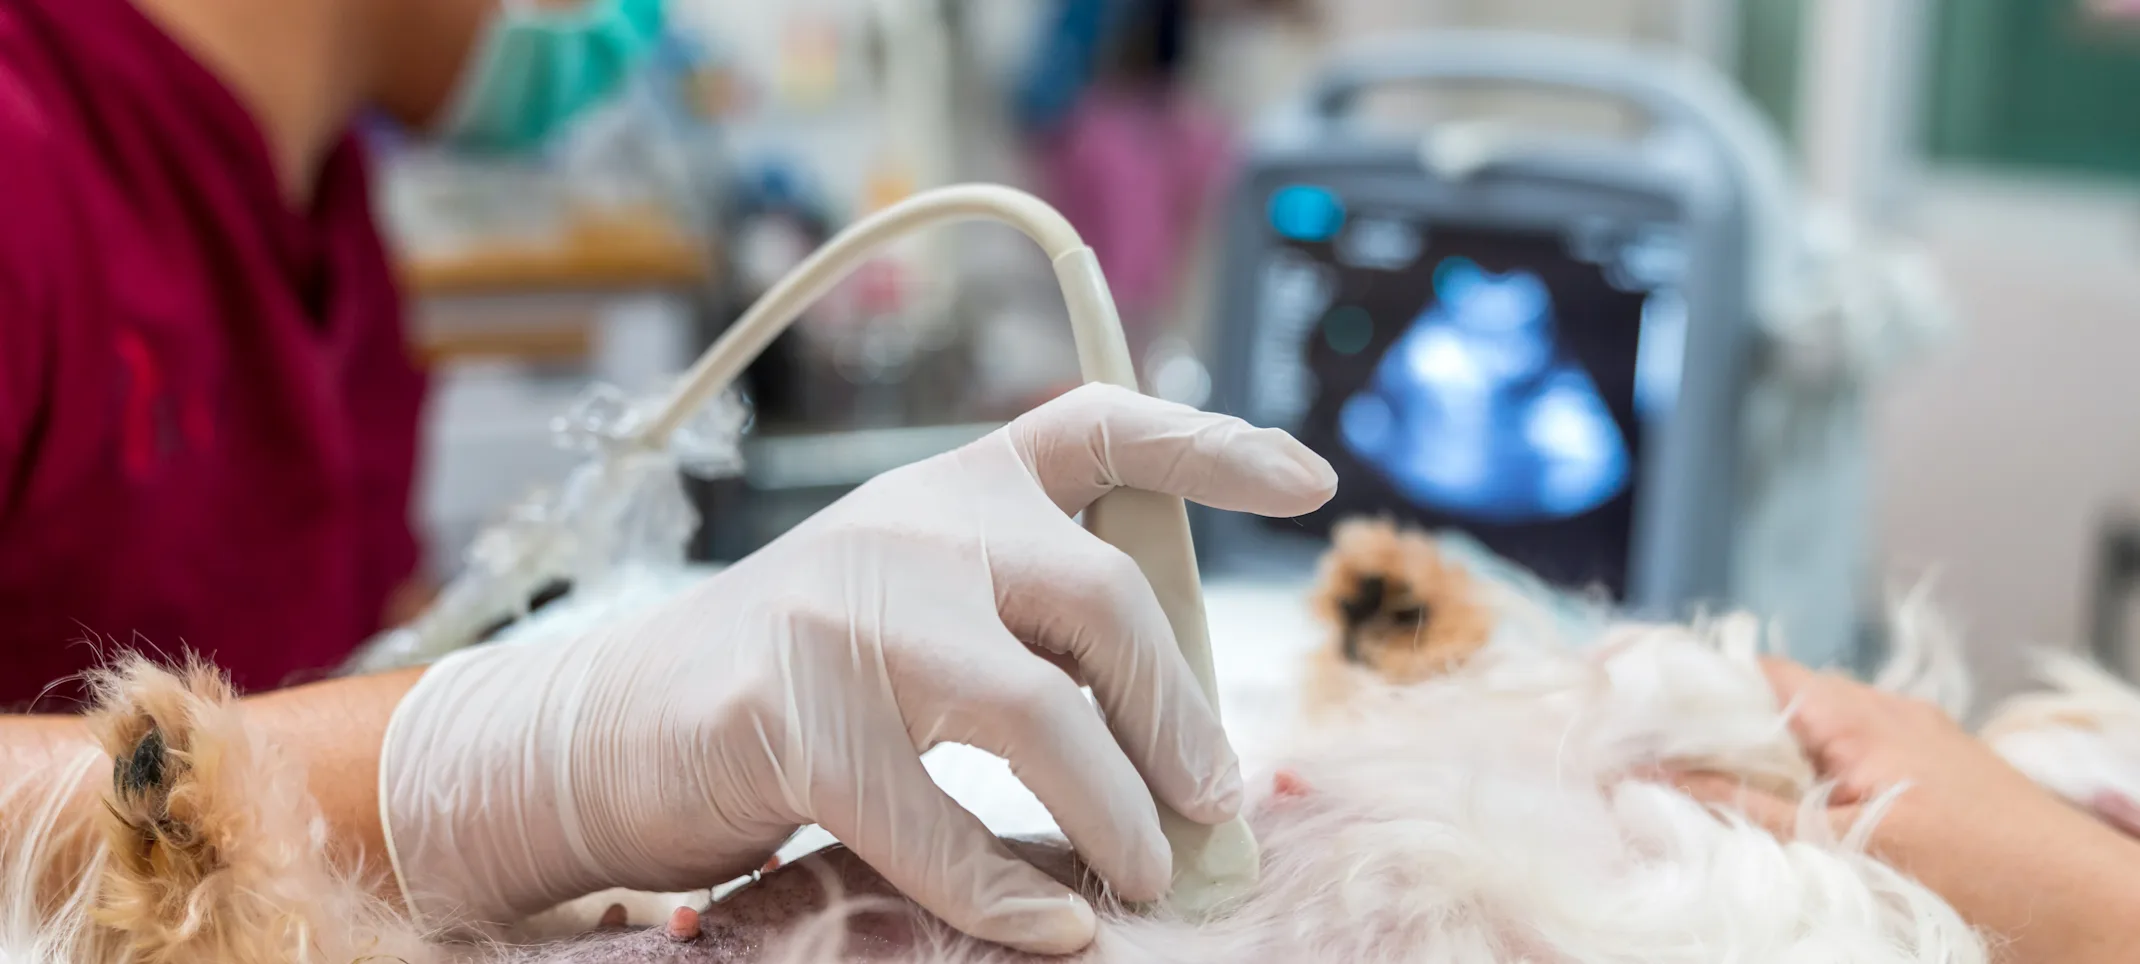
left=499, top=839, right=1086, bottom=963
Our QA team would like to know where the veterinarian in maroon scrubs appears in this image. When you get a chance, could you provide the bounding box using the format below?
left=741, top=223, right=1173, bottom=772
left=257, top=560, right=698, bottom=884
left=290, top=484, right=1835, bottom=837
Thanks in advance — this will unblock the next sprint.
left=0, top=0, right=439, bottom=706
left=0, top=0, right=674, bottom=707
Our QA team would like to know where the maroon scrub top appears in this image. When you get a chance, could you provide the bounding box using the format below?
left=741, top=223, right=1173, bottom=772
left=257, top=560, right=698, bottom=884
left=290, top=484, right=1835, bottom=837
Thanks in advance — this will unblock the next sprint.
left=0, top=0, right=427, bottom=707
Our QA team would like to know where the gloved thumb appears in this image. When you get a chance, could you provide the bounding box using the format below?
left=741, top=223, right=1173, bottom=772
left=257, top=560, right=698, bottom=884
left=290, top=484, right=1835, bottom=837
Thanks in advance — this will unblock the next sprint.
left=822, top=747, right=1098, bottom=954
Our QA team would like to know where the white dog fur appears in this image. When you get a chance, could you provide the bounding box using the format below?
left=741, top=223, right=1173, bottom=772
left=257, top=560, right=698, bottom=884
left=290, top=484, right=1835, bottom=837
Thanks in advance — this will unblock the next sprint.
left=5, top=559, right=2140, bottom=963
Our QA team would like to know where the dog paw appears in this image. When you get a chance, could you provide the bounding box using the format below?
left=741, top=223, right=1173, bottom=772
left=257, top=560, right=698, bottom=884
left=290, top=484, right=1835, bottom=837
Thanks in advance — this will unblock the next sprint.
left=109, top=720, right=193, bottom=855
left=88, top=660, right=239, bottom=889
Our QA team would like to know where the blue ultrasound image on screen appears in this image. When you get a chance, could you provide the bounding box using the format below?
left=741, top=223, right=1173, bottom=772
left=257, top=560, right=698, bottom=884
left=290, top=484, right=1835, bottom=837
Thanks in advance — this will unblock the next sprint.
left=1257, top=210, right=1673, bottom=598
left=1338, top=257, right=1631, bottom=523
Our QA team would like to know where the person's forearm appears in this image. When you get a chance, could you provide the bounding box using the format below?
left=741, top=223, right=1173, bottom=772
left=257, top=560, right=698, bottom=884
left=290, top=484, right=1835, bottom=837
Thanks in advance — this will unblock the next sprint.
left=1893, top=807, right=2140, bottom=964
left=2028, top=828, right=2140, bottom=964
left=2, top=667, right=424, bottom=899
left=244, top=667, right=425, bottom=880
left=2019, top=840, right=2140, bottom=964
left=0, top=713, right=101, bottom=778
left=0, top=713, right=105, bottom=900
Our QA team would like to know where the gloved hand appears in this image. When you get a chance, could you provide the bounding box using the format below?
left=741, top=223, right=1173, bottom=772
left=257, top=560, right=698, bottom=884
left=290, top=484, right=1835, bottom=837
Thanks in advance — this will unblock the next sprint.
left=379, top=385, right=1337, bottom=953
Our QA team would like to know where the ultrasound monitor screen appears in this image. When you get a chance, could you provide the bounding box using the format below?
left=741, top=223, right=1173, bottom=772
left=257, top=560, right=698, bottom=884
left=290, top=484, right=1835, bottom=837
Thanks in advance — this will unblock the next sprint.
left=1246, top=193, right=1685, bottom=598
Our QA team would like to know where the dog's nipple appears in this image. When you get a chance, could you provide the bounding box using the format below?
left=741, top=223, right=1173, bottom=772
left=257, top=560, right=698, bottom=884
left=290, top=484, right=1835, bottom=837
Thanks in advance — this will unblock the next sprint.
left=666, top=905, right=702, bottom=942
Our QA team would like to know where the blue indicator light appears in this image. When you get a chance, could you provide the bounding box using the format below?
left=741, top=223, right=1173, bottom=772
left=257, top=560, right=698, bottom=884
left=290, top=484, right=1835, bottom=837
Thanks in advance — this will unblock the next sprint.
left=1268, top=185, right=1345, bottom=242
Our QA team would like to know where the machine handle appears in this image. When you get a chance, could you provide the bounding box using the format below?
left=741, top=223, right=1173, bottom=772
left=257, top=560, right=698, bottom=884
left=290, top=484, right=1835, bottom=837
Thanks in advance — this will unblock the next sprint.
left=1301, top=29, right=1797, bottom=334
left=1310, top=29, right=1729, bottom=132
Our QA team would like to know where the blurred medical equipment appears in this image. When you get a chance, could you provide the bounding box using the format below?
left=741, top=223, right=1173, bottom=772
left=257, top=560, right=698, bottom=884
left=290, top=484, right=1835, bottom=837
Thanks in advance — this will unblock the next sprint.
left=1198, top=31, right=1949, bottom=671
left=348, top=184, right=1258, bottom=916
left=2089, top=514, right=2140, bottom=682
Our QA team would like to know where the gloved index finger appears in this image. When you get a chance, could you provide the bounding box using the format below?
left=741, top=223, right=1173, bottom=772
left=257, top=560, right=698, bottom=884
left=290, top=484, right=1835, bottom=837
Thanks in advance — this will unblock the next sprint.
left=1007, top=384, right=1337, bottom=518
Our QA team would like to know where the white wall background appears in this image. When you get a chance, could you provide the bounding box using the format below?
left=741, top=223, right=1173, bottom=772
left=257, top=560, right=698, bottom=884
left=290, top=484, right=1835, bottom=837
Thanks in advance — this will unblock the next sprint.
left=1881, top=173, right=2140, bottom=701
left=1780, top=0, right=2140, bottom=701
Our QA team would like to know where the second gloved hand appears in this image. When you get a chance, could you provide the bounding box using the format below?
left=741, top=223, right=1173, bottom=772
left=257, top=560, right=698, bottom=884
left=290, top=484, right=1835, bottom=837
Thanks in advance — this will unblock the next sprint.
left=379, top=385, right=1337, bottom=953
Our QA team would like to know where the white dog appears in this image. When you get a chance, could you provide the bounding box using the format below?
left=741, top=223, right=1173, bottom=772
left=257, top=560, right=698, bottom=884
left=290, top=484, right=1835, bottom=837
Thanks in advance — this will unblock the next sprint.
left=6, top=527, right=2136, bottom=964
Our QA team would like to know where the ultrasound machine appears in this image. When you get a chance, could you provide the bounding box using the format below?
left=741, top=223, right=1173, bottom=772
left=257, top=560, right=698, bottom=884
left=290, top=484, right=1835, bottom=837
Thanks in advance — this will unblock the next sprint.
left=1197, top=32, right=1948, bottom=671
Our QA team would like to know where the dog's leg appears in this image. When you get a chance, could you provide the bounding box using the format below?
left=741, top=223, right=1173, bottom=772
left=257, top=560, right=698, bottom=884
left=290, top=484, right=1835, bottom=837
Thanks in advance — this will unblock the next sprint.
left=84, top=657, right=437, bottom=964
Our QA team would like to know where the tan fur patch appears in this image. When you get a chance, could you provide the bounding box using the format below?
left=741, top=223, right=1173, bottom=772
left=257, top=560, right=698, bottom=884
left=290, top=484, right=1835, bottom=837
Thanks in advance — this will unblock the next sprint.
left=83, top=657, right=433, bottom=964
left=1305, top=519, right=1496, bottom=715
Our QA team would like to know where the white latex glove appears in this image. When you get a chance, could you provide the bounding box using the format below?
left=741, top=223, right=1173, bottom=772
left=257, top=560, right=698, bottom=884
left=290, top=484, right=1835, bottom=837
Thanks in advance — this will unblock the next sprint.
left=380, top=385, right=1336, bottom=953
